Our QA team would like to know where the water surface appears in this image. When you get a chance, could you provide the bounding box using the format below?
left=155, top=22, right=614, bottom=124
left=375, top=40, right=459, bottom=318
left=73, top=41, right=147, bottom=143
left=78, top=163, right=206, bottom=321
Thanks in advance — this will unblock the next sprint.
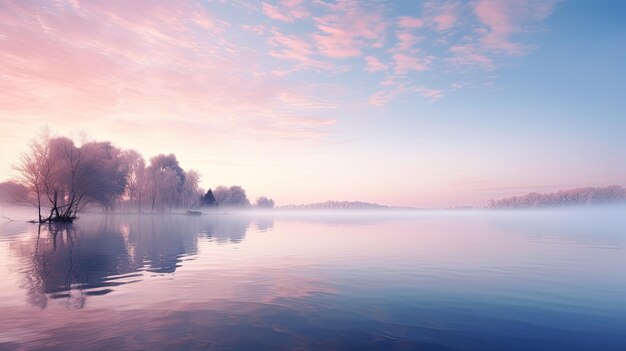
left=1, top=209, right=625, bottom=350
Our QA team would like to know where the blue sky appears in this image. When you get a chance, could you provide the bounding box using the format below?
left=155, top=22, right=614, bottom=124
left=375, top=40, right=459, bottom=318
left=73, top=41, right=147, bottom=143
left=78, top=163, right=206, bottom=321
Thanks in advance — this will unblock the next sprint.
left=0, top=0, right=624, bottom=207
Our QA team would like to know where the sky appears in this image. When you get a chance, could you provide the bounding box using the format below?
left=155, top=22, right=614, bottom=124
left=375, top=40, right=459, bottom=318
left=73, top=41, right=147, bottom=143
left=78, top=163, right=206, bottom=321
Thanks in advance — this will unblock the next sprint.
left=0, top=0, right=625, bottom=208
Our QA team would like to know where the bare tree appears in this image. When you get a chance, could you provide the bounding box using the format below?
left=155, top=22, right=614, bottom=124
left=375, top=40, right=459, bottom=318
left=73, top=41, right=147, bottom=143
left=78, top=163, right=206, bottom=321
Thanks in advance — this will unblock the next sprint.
left=14, top=131, right=51, bottom=222
left=13, top=135, right=128, bottom=222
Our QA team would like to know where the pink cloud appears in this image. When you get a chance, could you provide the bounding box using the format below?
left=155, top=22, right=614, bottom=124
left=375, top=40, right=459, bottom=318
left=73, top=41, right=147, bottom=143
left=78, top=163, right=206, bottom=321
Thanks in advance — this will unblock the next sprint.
left=474, top=0, right=558, bottom=55
left=393, top=53, right=431, bottom=74
left=368, top=90, right=396, bottom=106
left=312, top=1, right=387, bottom=58
left=397, top=16, right=424, bottom=29
left=448, top=0, right=558, bottom=67
left=432, top=13, right=456, bottom=31
left=0, top=0, right=560, bottom=148
left=474, top=0, right=524, bottom=55
left=262, top=3, right=292, bottom=22
left=448, top=43, right=495, bottom=68
left=267, top=28, right=314, bottom=62
left=262, top=0, right=309, bottom=23
left=393, top=31, right=422, bottom=52
left=277, top=91, right=337, bottom=110
left=414, top=86, right=445, bottom=100
left=422, top=0, right=459, bottom=32
left=367, top=31, right=444, bottom=105
left=368, top=82, right=443, bottom=106
left=0, top=0, right=337, bottom=149
left=263, top=28, right=338, bottom=71
left=386, top=11, right=429, bottom=79
left=364, top=56, right=388, bottom=72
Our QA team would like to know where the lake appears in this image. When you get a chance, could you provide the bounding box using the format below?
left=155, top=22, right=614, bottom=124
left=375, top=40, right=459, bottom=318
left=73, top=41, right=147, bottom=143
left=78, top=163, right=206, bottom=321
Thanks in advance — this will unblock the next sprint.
left=1, top=209, right=625, bottom=350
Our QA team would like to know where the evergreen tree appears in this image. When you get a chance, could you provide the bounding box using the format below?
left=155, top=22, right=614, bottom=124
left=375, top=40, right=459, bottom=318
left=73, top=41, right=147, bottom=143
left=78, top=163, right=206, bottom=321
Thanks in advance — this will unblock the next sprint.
left=201, top=189, right=217, bottom=207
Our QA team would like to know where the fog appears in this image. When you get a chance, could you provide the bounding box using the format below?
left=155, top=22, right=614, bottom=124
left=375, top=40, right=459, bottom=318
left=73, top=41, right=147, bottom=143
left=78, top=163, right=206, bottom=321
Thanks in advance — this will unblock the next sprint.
left=3, top=204, right=626, bottom=229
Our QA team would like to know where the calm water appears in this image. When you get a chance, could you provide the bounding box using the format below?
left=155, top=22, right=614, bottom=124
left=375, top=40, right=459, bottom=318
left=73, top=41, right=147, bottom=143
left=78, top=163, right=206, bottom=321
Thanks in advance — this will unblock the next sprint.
left=1, top=209, right=625, bottom=350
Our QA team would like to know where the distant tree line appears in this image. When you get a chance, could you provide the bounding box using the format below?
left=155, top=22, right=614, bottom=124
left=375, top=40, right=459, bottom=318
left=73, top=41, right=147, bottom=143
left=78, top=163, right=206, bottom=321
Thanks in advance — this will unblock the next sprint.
left=487, top=185, right=626, bottom=209
left=4, top=132, right=274, bottom=223
left=198, top=187, right=275, bottom=209
left=278, top=200, right=388, bottom=210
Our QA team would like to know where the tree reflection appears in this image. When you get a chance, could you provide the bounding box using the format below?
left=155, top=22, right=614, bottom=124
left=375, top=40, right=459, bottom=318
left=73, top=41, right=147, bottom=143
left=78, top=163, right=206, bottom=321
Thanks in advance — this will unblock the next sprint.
left=18, top=224, right=88, bottom=309
left=254, top=217, right=274, bottom=232
left=12, top=214, right=262, bottom=309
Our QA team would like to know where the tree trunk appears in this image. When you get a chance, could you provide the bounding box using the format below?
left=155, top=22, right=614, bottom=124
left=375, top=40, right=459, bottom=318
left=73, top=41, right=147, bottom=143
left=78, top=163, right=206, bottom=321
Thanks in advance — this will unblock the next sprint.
left=35, top=184, right=42, bottom=222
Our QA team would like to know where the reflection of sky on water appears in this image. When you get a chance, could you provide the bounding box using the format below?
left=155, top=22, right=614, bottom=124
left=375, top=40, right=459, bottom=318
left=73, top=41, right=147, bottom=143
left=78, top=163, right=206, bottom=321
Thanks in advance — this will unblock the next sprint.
left=0, top=210, right=625, bottom=350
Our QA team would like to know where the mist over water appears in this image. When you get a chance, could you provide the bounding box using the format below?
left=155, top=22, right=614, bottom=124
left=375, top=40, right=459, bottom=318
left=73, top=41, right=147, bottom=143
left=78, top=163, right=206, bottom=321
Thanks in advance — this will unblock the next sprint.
left=1, top=207, right=626, bottom=350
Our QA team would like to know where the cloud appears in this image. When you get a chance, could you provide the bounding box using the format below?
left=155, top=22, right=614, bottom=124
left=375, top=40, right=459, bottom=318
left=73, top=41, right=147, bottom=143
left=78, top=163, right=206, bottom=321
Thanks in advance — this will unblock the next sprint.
left=448, top=43, right=495, bottom=69
left=0, top=0, right=560, bottom=132
left=413, top=86, right=445, bottom=100
left=242, top=1, right=556, bottom=106
left=312, top=1, right=387, bottom=58
left=0, top=0, right=338, bottom=151
left=392, top=53, right=431, bottom=74
left=368, top=90, right=396, bottom=107
left=368, top=78, right=443, bottom=106
left=277, top=91, right=337, bottom=110
left=393, top=31, right=423, bottom=52
left=475, top=0, right=525, bottom=55
left=422, top=0, right=459, bottom=32
left=267, top=28, right=315, bottom=62
left=262, top=0, right=309, bottom=23
left=364, top=56, right=388, bottom=72
left=397, top=16, right=424, bottom=29
left=449, top=0, right=558, bottom=67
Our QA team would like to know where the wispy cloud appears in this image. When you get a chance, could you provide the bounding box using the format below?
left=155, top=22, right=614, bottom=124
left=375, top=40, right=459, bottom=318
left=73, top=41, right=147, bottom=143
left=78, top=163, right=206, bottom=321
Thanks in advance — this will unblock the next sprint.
left=397, top=16, right=424, bottom=29
left=422, top=0, right=459, bottom=32
left=392, top=53, right=432, bottom=74
left=0, top=0, right=337, bottom=147
left=262, top=0, right=309, bottom=23
left=449, top=0, right=558, bottom=67
left=312, top=1, right=387, bottom=58
left=0, top=0, right=559, bottom=133
left=364, top=56, right=388, bottom=72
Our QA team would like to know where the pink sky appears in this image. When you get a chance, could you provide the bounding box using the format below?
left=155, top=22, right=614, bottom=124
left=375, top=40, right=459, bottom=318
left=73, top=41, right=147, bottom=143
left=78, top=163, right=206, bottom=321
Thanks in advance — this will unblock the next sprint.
left=1, top=0, right=624, bottom=208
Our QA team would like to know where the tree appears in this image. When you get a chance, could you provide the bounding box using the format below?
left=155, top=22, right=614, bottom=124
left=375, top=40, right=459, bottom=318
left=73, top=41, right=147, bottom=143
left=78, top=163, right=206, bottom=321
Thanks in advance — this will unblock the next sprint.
left=120, top=149, right=146, bottom=212
left=79, top=141, right=128, bottom=212
left=12, top=131, right=269, bottom=218
left=213, top=185, right=250, bottom=207
left=13, top=135, right=129, bottom=222
left=145, top=154, right=186, bottom=212
left=179, top=170, right=203, bottom=209
left=487, top=185, right=626, bottom=208
left=14, top=131, right=50, bottom=222
left=255, top=196, right=275, bottom=208
left=201, top=189, right=217, bottom=207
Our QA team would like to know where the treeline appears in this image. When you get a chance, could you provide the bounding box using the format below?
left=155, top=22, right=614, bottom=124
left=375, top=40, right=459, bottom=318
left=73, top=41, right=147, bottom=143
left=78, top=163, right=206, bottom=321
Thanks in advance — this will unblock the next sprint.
left=5, top=132, right=274, bottom=223
left=487, top=185, right=626, bottom=209
left=279, top=200, right=389, bottom=210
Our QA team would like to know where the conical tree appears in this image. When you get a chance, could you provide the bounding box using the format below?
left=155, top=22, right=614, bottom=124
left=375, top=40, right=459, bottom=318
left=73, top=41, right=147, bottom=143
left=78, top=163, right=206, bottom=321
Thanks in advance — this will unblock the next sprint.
left=201, top=189, right=217, bottom=207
